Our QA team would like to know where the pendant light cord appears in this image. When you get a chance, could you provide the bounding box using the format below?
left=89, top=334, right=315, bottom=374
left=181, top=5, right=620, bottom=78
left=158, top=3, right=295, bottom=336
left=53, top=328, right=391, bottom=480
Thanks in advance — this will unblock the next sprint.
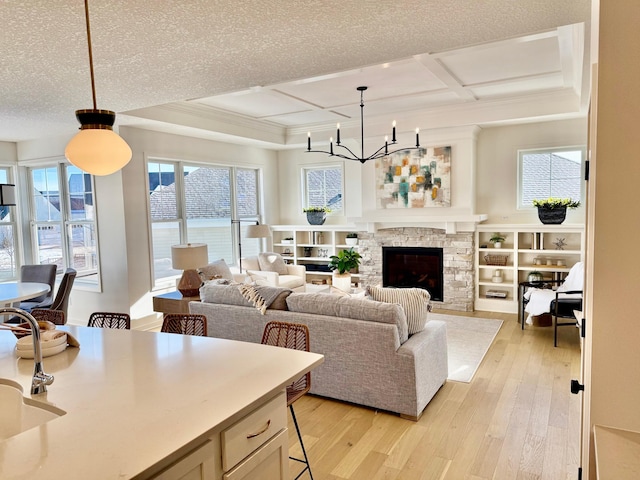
left=83, top=0, right=97, bottom=110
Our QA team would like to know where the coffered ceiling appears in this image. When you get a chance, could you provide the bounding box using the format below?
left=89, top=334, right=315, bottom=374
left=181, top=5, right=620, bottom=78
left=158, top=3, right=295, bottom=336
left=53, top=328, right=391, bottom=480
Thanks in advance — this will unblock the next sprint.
left=0, top=1, right=592, bottom=148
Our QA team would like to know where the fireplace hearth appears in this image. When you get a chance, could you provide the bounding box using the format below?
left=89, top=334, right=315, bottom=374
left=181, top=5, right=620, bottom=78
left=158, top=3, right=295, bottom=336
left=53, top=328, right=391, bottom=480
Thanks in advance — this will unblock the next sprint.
left=382, top=246, right=444, bottom=301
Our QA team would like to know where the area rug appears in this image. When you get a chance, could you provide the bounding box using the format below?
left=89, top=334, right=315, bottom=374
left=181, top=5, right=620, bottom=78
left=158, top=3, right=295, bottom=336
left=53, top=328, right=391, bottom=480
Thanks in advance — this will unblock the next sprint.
left=430, top=313, right=503, bottom=383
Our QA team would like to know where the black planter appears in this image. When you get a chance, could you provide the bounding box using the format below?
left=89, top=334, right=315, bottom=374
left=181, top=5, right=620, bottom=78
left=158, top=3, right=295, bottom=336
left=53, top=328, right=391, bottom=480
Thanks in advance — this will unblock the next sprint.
left=537, top=206, right=567, bottom=224
left=306, top=211, right=326, bottom=225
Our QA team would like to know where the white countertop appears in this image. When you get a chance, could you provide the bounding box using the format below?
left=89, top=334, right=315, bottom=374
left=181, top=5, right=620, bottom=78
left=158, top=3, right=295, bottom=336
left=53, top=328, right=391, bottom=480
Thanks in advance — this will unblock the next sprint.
left=0, top=326, right=323, bottom=479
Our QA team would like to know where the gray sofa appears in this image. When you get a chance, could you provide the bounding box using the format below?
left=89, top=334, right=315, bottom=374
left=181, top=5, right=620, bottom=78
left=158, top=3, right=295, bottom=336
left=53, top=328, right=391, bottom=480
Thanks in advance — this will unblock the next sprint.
left=189, top=283, right=448, bottom=420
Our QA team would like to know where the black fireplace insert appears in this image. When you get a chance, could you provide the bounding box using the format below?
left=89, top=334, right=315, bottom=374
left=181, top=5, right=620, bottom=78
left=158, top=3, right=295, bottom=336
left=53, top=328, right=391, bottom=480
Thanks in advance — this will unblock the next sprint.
left=382, top=246, right=444, bottom=301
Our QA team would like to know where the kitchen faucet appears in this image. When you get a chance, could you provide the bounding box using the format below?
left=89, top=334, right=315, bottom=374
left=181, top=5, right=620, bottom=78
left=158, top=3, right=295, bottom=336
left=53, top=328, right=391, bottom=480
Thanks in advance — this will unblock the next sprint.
left=1, top=307, right=54, bottom=394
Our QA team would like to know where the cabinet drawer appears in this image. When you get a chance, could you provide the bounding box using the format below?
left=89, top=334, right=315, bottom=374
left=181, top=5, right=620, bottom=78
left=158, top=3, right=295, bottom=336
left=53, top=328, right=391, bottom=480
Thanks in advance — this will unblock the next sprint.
left=221, top=391, right=287, bottom=471
left=223, top=428, right=288, bottom=480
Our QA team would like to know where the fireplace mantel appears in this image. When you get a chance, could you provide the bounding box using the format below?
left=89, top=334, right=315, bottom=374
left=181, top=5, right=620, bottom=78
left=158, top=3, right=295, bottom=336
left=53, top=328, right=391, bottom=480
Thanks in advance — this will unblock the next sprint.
left=349, top=213, right=488, bottom=234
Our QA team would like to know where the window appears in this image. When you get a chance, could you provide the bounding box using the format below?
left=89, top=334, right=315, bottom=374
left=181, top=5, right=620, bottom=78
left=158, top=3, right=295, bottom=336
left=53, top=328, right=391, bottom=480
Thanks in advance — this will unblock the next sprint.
left=303, top=165, right=343, bottom=212
left=148, top=160, right=261, bottom=287
left=29, top=165, right=99, bottom=285
left=518, top=147, right=584, bottom=209
left=0, top=168, right=18, bottom=280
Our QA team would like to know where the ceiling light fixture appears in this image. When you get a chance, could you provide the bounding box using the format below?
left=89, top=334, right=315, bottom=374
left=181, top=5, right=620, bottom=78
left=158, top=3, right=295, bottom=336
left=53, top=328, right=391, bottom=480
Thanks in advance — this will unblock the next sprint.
left=64, top=0, right=132, bottom=176
left=306, top=86, right=420, bottom=164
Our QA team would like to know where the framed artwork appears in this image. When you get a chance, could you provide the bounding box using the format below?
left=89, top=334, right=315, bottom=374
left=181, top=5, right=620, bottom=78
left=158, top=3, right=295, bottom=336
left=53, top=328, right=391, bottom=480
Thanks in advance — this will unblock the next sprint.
left=375, top=146, right=451, bottom=209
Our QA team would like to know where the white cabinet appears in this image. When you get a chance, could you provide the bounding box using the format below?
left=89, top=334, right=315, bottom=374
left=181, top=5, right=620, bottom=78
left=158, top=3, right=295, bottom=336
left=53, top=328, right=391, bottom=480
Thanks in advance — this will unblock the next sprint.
left=151, top=391, right=288, bottom=480
left=475, top=225, right=585, bottom=313
left=271, top=225, right=361, bottom=285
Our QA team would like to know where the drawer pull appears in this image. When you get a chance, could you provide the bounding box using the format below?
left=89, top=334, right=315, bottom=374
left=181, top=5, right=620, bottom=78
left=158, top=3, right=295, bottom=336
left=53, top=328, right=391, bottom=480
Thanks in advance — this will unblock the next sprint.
left=246, top=419, right=271, bottom=439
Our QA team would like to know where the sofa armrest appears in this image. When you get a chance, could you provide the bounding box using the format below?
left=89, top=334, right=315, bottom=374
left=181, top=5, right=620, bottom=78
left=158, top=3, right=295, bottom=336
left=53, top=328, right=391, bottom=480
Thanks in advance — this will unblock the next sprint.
left=246, top=269, right=280, bottom=286
left=286, top=264, right=306, bottom=281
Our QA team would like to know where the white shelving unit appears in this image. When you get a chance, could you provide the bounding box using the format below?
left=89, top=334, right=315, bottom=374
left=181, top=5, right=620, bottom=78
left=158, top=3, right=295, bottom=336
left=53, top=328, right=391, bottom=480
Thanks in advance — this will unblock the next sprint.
left=271, top=225, right=361, bottom=285
left=475, top=224, right=585, bottom=313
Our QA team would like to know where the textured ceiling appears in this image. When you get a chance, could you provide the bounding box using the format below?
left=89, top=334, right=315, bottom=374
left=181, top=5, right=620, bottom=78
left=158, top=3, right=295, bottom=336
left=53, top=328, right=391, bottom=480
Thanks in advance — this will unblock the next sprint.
left=0, top=0, right=591, bottom=143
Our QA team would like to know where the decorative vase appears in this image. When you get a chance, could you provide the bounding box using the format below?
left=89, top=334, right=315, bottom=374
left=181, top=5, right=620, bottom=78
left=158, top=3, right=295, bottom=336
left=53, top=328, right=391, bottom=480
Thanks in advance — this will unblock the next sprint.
left=345, top=237, right=358, bottom=246
left=528, top=271, right=544, bottom=283
left=537, top=206, right=567, bottom=225
left=493, top=242, right=502, bottom=249
left=332, top=272, right=351, bottom=292
left=306, top=211, right=326, bottom=225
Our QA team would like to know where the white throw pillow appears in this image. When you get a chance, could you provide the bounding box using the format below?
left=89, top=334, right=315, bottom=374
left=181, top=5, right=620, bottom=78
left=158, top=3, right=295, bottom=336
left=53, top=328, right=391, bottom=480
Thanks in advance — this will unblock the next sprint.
left=257, top=253, right=289, bottom=275
left=367, top=285, right=431, bottom=335
left=197, top=259, right=233, bottom=281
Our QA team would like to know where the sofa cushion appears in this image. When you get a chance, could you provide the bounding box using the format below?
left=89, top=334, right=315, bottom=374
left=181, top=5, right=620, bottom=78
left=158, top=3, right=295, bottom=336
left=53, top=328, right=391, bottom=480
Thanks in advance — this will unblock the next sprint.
left=367, top=286, right=431, bottom=335
left=286, top=293, right=409, bottom=343
left=242, top=256, right=260, bottom=272
left=197, top=259, right=234, bottom=281
left=200, top=283, right=292, bottom=310
left=257, top=252, right=289, bottom=275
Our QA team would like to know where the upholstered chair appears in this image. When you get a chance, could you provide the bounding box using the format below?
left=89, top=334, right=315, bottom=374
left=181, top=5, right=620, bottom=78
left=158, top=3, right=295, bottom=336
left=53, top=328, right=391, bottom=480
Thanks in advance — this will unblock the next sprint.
left=243, top=253, right=306, bottom=292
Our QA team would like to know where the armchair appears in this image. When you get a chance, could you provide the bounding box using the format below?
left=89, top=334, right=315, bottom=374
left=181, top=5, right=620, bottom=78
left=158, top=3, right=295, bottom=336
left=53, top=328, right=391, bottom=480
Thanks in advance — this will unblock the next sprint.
left=521, top=261, right=584, bottom=346
left=243, top=253, right=306, bottom=292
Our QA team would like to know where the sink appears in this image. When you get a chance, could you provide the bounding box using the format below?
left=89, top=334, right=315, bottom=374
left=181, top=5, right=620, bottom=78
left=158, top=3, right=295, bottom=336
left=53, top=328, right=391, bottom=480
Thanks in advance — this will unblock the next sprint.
left=0, top=379, right=66, bottom=440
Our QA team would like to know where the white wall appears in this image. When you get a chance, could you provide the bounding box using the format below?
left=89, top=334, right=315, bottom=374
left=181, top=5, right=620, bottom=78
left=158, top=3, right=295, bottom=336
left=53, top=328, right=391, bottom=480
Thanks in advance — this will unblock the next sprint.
left=476, top=118, right=588, bottom=224
left=585, top=0, right=640, bottom=476
left=13, top=128, right=279, bottom=327
left=0, top=142, right=17, bottom=162
left=119, top=127, right=280, bottom=328
left=277, top=126, right=482, bottom=227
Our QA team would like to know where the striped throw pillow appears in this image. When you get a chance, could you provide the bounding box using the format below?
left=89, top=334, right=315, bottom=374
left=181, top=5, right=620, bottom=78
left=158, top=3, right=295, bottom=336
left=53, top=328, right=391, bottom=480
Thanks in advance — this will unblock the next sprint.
left=367, top=286, right=431, bottom=334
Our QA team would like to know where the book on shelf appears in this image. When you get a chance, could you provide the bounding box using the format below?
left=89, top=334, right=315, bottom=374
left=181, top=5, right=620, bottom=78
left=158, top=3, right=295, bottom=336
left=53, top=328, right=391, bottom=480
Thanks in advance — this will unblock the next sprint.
left=486, top=290, right=508, bottom=299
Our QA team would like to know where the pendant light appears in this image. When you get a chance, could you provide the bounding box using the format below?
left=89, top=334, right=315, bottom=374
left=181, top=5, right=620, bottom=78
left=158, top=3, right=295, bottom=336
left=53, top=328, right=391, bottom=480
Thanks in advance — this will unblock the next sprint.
left=64, top=0, right=132, bottom=176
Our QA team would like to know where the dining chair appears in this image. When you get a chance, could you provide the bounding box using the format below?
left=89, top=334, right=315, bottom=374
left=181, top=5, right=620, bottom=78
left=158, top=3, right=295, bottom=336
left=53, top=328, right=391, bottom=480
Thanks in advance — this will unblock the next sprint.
left=160, top=313, right=207, bottom=336
left=261, top=320, right=313, bottom=480
left=49, top=268, right=76, bottom=318
left=88, top=312, right=131, bottom=329
left=18, top=264, right=57, bottom=312
left=31, top=308, right=66, bottom=326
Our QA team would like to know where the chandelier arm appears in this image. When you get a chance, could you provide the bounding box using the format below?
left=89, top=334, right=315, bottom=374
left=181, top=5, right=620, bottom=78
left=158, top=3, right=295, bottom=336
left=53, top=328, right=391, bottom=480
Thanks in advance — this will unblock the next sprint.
left=83, top=0, right=97, bottom=110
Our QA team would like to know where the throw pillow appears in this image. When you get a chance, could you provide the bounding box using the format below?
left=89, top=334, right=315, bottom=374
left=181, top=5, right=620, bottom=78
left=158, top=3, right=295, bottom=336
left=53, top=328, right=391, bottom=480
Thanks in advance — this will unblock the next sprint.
left=367, top=285, right=431, bottom=335
left=197, top=259, right=233, bottom=282
left=257, top=253, right=289, bottom=275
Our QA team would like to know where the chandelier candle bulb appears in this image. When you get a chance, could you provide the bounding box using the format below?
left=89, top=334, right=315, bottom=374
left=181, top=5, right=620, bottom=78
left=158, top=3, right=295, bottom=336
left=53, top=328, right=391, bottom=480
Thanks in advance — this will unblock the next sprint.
left=392, top=120, right=397, bottom=142
left=385, top=136, right=388, bottom=154
left=307, top=132, right=311, bottom=151
left=336, top=123, right=341, bottom=144
left=329, top=137, right=333, bottom=155
left=416, top=128, right=420, bottom=147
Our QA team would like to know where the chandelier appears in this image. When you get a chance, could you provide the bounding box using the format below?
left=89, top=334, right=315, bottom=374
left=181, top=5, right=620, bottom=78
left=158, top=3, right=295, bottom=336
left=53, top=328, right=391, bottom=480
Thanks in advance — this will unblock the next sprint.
left=306, top=86, right=421, bottom=164
left=64, top=0, right=132, bottom=176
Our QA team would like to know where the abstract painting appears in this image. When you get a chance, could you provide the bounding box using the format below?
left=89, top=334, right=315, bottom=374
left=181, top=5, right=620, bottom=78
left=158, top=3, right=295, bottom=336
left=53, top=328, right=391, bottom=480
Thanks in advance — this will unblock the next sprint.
left=376, top=146, right=451, bottom=208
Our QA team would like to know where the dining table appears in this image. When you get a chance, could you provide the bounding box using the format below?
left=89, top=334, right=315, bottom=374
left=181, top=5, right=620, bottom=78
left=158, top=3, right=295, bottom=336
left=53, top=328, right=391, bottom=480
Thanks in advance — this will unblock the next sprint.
left=0, top=281, right=51, bottom=311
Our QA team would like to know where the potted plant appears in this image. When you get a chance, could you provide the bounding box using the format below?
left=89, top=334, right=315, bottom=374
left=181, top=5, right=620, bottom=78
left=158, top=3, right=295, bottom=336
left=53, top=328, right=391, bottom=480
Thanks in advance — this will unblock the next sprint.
left=489, top=233, right=505, bottom=248
left=345, top=232, right=358, bottom=246
left=527, top=270, right=545, bottom=283
left=533, top=198, right=581, bottom=225
left=303, top=206, right=331, bottom=225
left=328, top=247, right=361, bottom=292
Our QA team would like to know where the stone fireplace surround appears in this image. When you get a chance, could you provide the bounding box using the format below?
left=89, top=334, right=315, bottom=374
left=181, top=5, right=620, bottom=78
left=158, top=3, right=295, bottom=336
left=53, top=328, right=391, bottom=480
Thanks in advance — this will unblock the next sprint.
left=357, top=227, right=474, bottom=312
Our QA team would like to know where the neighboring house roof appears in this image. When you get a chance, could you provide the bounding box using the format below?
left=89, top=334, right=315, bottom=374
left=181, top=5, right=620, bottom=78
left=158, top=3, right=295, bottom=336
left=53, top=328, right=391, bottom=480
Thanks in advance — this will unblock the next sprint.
left=149, top=167, right=233, bottom=219
left=522, top=153, right=582, bottom=202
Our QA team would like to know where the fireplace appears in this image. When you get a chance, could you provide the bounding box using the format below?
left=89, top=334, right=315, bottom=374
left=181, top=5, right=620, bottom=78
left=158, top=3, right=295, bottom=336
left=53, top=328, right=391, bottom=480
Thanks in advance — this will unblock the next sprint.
left=382, top=246, right=444, bottom=302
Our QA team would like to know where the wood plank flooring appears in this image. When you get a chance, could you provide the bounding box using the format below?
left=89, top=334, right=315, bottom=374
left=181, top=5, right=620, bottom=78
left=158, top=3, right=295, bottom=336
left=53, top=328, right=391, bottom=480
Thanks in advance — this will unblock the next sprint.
left=287, top=310, right=582, bottom=480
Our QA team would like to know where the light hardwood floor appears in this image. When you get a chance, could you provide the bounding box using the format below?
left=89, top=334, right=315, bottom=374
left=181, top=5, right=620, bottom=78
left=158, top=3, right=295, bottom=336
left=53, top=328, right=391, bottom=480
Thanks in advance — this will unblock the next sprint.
left=288, top=311, right=582, bottom=480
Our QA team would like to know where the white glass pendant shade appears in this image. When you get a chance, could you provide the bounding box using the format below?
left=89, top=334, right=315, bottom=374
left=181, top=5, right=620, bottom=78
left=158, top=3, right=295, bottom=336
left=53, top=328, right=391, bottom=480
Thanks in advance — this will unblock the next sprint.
left=65, top=109, right=131, bottom=176
left=65, top=128, right=132, bottom=176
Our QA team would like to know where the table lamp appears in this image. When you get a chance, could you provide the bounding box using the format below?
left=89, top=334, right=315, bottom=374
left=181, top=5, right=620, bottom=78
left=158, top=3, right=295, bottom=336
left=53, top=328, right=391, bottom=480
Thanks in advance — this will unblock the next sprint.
left=171, top=243, right=208, bottom=297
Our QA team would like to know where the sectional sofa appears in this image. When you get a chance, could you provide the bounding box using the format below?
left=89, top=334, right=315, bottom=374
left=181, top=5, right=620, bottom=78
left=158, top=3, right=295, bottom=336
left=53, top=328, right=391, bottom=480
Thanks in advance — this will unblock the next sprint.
left=189, top=283, right=448, bottom=420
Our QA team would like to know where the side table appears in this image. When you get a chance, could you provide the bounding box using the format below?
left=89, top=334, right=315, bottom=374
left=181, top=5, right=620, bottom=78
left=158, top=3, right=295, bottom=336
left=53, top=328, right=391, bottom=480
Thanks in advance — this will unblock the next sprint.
left=152, top=291, right=200, bottom=315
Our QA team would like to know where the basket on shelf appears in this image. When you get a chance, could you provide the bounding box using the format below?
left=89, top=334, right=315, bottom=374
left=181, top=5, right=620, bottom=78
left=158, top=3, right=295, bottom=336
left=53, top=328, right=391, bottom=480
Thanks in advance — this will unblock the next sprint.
left=484, top=254, right=509, bottom=266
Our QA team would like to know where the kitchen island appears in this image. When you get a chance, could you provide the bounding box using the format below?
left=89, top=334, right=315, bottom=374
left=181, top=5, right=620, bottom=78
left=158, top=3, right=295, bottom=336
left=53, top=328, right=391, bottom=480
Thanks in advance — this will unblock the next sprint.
left=0, top=325, right=323, bottom=479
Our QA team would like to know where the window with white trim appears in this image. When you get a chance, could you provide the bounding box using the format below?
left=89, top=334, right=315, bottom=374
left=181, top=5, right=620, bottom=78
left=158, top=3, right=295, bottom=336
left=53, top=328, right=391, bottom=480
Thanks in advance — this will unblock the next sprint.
left=518, top=147, right=584, bottom=209
left=29, top=164, right=99, bottom=285
left=303, top=165, right=343, bottom=212
left=148, top=160, right=262, bottom=287
left=0, top=168, right=18, bottom=280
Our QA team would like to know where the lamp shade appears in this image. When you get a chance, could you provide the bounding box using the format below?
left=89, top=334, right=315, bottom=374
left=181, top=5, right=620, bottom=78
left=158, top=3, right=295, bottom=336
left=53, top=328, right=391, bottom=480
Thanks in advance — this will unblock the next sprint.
left=245, top=224, right=271, bottom=238
left=65, top=124, right=132, bottom=176
left=0, top=184, right=16, bottom=206
left=171, top=243, right=208, bottom=270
